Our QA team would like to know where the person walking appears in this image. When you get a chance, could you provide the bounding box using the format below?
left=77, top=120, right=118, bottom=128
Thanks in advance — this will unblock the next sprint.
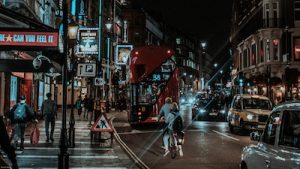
left=9, top=96, right=36, bottom=151
left=82, top=95, right=88, bottom=120
left=41, top=93, right=57, bottom=143
left=86, top=95, right=94, bottom=125
left=0, top=116, right=18, bottom=169
left=75, top=96, right=83, bottom=120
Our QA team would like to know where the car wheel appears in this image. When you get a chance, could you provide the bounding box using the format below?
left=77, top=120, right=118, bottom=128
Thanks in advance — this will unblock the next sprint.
left=240, top=161, right=248, bottom=169
left=229, top=122, right=234, bottom=133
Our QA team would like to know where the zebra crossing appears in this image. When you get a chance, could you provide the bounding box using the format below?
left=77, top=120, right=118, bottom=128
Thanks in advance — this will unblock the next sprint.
left=7, top=112, right=137, bottom=169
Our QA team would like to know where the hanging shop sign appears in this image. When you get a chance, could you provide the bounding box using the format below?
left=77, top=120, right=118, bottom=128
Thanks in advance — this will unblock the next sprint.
left=0, top=31, right=59, bottom=48
left=77, top=28, right=98, bottom=55
left=115, top=44, right=133, bottom=65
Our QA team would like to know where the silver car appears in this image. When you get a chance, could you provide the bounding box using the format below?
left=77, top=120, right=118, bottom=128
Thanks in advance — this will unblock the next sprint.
left=241, top=101, right=300, bottom=169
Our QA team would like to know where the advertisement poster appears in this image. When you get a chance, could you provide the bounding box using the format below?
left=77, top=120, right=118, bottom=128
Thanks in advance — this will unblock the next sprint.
left=115, top=45, right=133, bottom=65
left=77, top=28, right=98, bottom=55
left=38, top=81, right=44, bottom=111
left=10, top=76, right=18, bottom=108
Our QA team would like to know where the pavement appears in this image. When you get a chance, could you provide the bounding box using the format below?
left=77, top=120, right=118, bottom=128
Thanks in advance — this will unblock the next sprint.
left=2, top=108, right=137, bottom=169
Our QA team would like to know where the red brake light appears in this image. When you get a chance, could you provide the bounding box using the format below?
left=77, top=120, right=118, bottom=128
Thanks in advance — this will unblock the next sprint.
left=135, top=51, right=139, bottom=55
left=167, top=50, right=171, bottom=54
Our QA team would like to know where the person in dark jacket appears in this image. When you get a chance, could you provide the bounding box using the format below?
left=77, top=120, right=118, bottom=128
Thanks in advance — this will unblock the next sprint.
left=9, top=96, right=36, bottom=151
left=0, top=116, right=18, bottom=169
left=41, top=93, right=57, bottom=142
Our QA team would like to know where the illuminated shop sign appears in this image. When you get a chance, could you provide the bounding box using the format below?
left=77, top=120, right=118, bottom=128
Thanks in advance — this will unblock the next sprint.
left=0, top=31, right=58, bottom=47
left=77, top=28, right=98, bottom=55
left=115, top=44, right=133, bottom=65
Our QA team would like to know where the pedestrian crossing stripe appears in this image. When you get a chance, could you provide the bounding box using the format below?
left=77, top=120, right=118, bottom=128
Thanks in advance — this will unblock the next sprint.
left=91, top=113, right=113, bottom=132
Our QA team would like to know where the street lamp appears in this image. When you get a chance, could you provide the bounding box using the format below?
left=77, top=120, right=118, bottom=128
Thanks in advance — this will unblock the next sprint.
left=67, top=20, right=79, bottom=148
left=58, top=0, right=69, bottom=168
left=105, top=18, right=113, bottom=102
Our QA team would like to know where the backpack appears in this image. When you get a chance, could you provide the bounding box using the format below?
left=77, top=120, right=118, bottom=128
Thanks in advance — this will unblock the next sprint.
left=14, top=103, right=27, bottom=121
left=172, top=114, right=183, bottom=132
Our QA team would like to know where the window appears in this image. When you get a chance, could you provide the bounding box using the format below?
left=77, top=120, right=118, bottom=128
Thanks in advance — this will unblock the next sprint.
left=242, top=98, right=272, bottom=110
left=294, top=38, right=300, bottom=61
left=266, top=40, right=270, bottom=61
left=273, top=39, right=279, bottom=61
left=239, top=52, right=243, bottom=69
left=279, top=110, right=300, bottom=149
left=251, top=44, right=257, bottom=65
left=295, top=1, right=300, bottom=21
left=263, top=111, right=280, bottom=145
left=243, top=49, right=247, bottom=68
left=259, top=40, right=264, bottom=63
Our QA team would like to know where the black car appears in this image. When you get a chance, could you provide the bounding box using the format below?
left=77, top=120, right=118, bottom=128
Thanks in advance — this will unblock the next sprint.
left=192, top=97, right=226, bottom=121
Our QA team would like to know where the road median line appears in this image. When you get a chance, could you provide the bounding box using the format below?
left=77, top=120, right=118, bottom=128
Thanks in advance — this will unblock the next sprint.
left=212, top=130, right=240, bottom=141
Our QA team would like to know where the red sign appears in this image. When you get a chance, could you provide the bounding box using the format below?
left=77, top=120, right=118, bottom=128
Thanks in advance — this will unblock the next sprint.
left=0, top=31, right=58, bottom=47
left=91, top=113, right=113, bottom=132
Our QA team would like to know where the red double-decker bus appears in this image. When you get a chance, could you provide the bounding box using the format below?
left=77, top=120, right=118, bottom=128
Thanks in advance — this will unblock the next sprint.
left=128, top=46, right=179, bottom=124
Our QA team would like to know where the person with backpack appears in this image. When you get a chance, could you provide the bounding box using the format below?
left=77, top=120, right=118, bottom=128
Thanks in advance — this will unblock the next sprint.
left=0, top=116, right=18, bottom=169
left=9, top=96, right=36, bottom=151
left=162, top=102, right=184, bottom=157
left=41, top=93, right=57, bottom=143
left=75, top=96, right=83, bottom=120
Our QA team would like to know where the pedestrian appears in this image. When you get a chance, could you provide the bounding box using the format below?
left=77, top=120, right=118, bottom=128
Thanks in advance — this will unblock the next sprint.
left=158, top=97, right=172, bottom=148
left=9, top=96, right=37, bottom=151
left=0, top=116, right=18, bottom=169
left=82, top=95, right=88, bottom=120
left=119, top=94, right=127, bottom=112
left=75, top=96, right=83, bottom=120
left=86, top=95, right=94, bottom=125
left=41, top=93, right=57, bottom=143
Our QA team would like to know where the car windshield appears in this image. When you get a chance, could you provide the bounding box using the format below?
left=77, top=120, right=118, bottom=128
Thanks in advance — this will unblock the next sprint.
left=242, top=98, right=271, bottom=110
left=279, top=110, right=300, bottom=149
left=197, top=99, right=212, bottom=108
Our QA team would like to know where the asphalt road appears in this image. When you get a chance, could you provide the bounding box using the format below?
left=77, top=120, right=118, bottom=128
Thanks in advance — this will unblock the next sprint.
left=119, top=104, right=256, bottom=169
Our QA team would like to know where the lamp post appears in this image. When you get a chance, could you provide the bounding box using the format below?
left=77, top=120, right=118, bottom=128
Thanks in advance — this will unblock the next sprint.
left=58, top=0, right=69, bottom=168
left=105, top=18, right=113, bottom=103
left=68, top=21, right=79, bottom=148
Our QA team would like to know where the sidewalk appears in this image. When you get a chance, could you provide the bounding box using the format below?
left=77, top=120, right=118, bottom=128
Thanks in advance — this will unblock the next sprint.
left=9, top=108, right=137, bottom=169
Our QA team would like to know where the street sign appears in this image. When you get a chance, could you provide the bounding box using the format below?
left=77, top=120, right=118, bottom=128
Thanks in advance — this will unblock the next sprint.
left=94, top=77, right=105, bottom=86
left=77, top=63, right=96, bottom=77
left=91, top=113, right=113, bottom=132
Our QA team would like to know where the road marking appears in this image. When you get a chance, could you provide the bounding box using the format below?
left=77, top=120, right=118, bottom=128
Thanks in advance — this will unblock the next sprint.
left=20, top=167, right=127, bottom=169
left=212, top=130, right=240, bottom=141
left=24, top=147, right=112, bottom=151
left=24, top=141, right=107, bottom=144
left=15, top=155, right=119, bottom=159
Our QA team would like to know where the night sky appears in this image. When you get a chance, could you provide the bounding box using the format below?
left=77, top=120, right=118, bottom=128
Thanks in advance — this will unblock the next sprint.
left=137, top=0, right=234, bottom=56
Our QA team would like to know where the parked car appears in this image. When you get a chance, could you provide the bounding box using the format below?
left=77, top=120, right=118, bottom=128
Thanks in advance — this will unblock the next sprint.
left=240, top=101, right=300, bottom=169
left=192, top=97, right=226, bottom=121
left=227, top=94, right=273, bottom=133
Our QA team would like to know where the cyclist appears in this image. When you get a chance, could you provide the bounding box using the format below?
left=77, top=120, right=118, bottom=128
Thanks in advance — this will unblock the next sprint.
left=159, top=97, right=172, bottom=148
left=162, top=102, right=184, bottom=157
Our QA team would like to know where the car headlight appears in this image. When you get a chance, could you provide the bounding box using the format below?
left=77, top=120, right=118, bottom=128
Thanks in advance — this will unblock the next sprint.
left=247, top=114, right=254, bottom=120
left=188, top=98, right=194, bottom=104
left=220, top=109, right=225, bottom=114
left=199, top=109, right=206, bottom=113
left=181, top=98, right=186, bottom=103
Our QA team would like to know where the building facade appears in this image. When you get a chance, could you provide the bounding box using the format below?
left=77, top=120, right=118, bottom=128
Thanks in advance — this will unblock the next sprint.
left=231, top=0, right=300, bottom=104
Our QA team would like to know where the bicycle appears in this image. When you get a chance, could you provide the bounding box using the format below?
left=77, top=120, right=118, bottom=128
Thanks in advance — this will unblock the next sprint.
left=169, top=131, right=177, bottom=159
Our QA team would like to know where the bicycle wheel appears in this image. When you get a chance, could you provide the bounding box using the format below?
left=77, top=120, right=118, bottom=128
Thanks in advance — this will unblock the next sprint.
left=170, top=135, right=177, bottom=159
